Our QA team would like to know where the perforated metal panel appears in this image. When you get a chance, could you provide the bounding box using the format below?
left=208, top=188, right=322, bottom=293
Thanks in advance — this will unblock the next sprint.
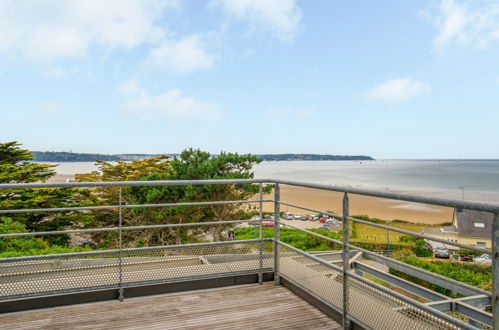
left=0, top=240, right=273, bottom=300
left=277, top=244, right=343, bottom=310
left=121, top=241, right=274, bottom=286
left=1, top=254, right=120, bottom=299
left=346, top=276, right=459, bottom=330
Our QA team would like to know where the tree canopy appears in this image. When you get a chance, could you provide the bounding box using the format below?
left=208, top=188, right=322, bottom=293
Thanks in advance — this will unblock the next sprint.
left=0, top=142, right=86, bottom=247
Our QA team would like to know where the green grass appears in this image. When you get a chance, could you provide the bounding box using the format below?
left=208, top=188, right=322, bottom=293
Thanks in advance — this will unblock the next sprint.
left=353, top=222, right=425, bottom=243
left=235, top=227, right=341, bottom=251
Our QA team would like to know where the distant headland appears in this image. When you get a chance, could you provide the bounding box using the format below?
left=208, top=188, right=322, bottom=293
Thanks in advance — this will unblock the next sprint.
left=32, top=151, right=374, bottom=162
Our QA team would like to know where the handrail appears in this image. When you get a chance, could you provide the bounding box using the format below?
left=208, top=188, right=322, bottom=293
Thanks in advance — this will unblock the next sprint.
left=0, top=178, right=271, bottom=189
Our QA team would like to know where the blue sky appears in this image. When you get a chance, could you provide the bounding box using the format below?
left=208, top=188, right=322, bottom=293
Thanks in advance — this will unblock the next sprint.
left=1, top=0, right=498, bottom=159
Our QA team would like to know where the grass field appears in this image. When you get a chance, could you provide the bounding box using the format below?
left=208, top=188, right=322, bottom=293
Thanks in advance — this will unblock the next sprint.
left=353, top=222, right=424, bottom=243
left=325, top=218, right=425, bottom=243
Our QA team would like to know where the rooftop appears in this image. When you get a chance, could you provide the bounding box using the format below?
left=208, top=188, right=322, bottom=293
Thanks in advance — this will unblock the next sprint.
left=456, top=209, right=494, bottom=238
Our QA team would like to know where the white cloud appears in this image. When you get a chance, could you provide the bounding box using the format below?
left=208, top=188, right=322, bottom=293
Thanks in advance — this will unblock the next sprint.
left=366, top=78, right=432, bottom=103
left=42, top=67, right=67, bottom=78
left=423, top=0, right=499, bottom=54
left=0, top=0, right=178, bottom=60
left=148, top=35, right=217, bottom=73
left=266, top=106, right=315, bottom=120
left=296, top=108, right=315, bottom=117
left=210, top=0, right=303, bottom=42
left=39, top=100, right=64, bottom=115
left=118, top=80, right=221, bottom=120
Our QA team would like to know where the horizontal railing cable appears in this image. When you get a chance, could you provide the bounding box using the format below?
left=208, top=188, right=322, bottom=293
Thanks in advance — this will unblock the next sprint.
left=0, top=199, right=273, bottom=215
left=0, top=219, right=265, bottom=238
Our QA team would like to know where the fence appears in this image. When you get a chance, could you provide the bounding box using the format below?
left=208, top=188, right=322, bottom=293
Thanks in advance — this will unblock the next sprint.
left=1, top=178, right=498, bottom=329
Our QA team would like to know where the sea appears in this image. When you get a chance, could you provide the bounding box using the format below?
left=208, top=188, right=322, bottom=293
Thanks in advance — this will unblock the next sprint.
left=43, top=160, right=499, bottom=203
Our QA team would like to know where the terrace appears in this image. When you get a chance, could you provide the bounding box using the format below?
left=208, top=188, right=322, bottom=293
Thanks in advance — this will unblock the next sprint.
left=0, top=179, right=498, bottom=329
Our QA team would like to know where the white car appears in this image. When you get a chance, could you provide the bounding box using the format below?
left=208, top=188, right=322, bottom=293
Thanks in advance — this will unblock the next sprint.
left=294, top=213, right=308, bottom=220
left=308, top=214, right=319, bottom=221
left=474, top=254, right=492, bottom=264
left=283, top=212, right=293, bottom=220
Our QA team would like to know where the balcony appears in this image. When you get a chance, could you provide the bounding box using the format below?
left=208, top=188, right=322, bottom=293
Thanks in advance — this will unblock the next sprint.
left=0, top=179, right=498, bottom=329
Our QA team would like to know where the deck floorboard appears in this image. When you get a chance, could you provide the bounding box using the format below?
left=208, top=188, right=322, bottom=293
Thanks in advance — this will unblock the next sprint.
left=0, top=282, right=342, bottom=329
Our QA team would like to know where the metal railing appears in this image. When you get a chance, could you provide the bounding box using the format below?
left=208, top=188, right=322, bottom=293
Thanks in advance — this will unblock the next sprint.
left=0, top=178, right=498, bottom=329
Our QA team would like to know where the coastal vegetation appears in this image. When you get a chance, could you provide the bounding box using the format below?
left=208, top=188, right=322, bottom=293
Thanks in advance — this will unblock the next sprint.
left=0, top=142, right=89, bottom=246
left=1, top=142, right=269, bottom=253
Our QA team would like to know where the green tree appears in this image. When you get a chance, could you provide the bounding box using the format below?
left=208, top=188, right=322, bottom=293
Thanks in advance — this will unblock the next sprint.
left=75, top=156, right=171, bottom=248
left=0, top=142, right=84, bottom=244
left=130, top=149, right=270, bottom=244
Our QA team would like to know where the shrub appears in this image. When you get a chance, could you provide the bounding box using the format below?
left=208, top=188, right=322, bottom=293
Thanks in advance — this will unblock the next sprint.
left=398, top=235, right=417, bottom=243
left=391, top=257, right=492, bottom=295
left=414, top=239, right=433, bottom=257
left=234, top=227, right=341, bottom=251
left=76, top=238, right=98, bottom=250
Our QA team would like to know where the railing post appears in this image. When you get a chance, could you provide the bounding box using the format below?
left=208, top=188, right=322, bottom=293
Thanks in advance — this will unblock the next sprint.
left=493, top=213, right=498, bottom=329
left=118, top=187, right=124, bottom=302
left=259, top=183, right=263, bottom=284
left=342, top=192, right=350, bottom=329
left=274, top=183, right=280, bottom=285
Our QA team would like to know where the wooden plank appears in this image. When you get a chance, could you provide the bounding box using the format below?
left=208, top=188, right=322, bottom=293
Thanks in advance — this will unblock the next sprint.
left=0, top=283, right=341, bottom=329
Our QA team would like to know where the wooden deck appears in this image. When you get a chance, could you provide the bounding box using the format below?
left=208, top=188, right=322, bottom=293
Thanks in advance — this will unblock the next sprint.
left=0, top=283, right=342, bottom=329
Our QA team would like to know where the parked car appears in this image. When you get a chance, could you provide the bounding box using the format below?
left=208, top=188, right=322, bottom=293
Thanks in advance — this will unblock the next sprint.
left=459, top=254, right=472, bottom=262
left=474, top=254, right=492, bottom=264
left=283, top=212, right=293, bottom=220
left=308, top=214, right=319, bottom=221
left=319, top=225, right=330, bottom=231
left=294, top=213, right=308, bottom=220
left=261, top=221, right=283, bottom=228
left=319, top=217, right=326, bottom=223
left=263, top=214, right=275, bottom=220
left=325, top=218, right=340, bottom=226
left=434, top=247, right=449, bottom=259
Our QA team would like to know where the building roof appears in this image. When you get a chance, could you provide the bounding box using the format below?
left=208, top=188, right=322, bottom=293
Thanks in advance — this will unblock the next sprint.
left=422, top=226, right=457, bottom=236
left=456, top=209, right=494, bottom=239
